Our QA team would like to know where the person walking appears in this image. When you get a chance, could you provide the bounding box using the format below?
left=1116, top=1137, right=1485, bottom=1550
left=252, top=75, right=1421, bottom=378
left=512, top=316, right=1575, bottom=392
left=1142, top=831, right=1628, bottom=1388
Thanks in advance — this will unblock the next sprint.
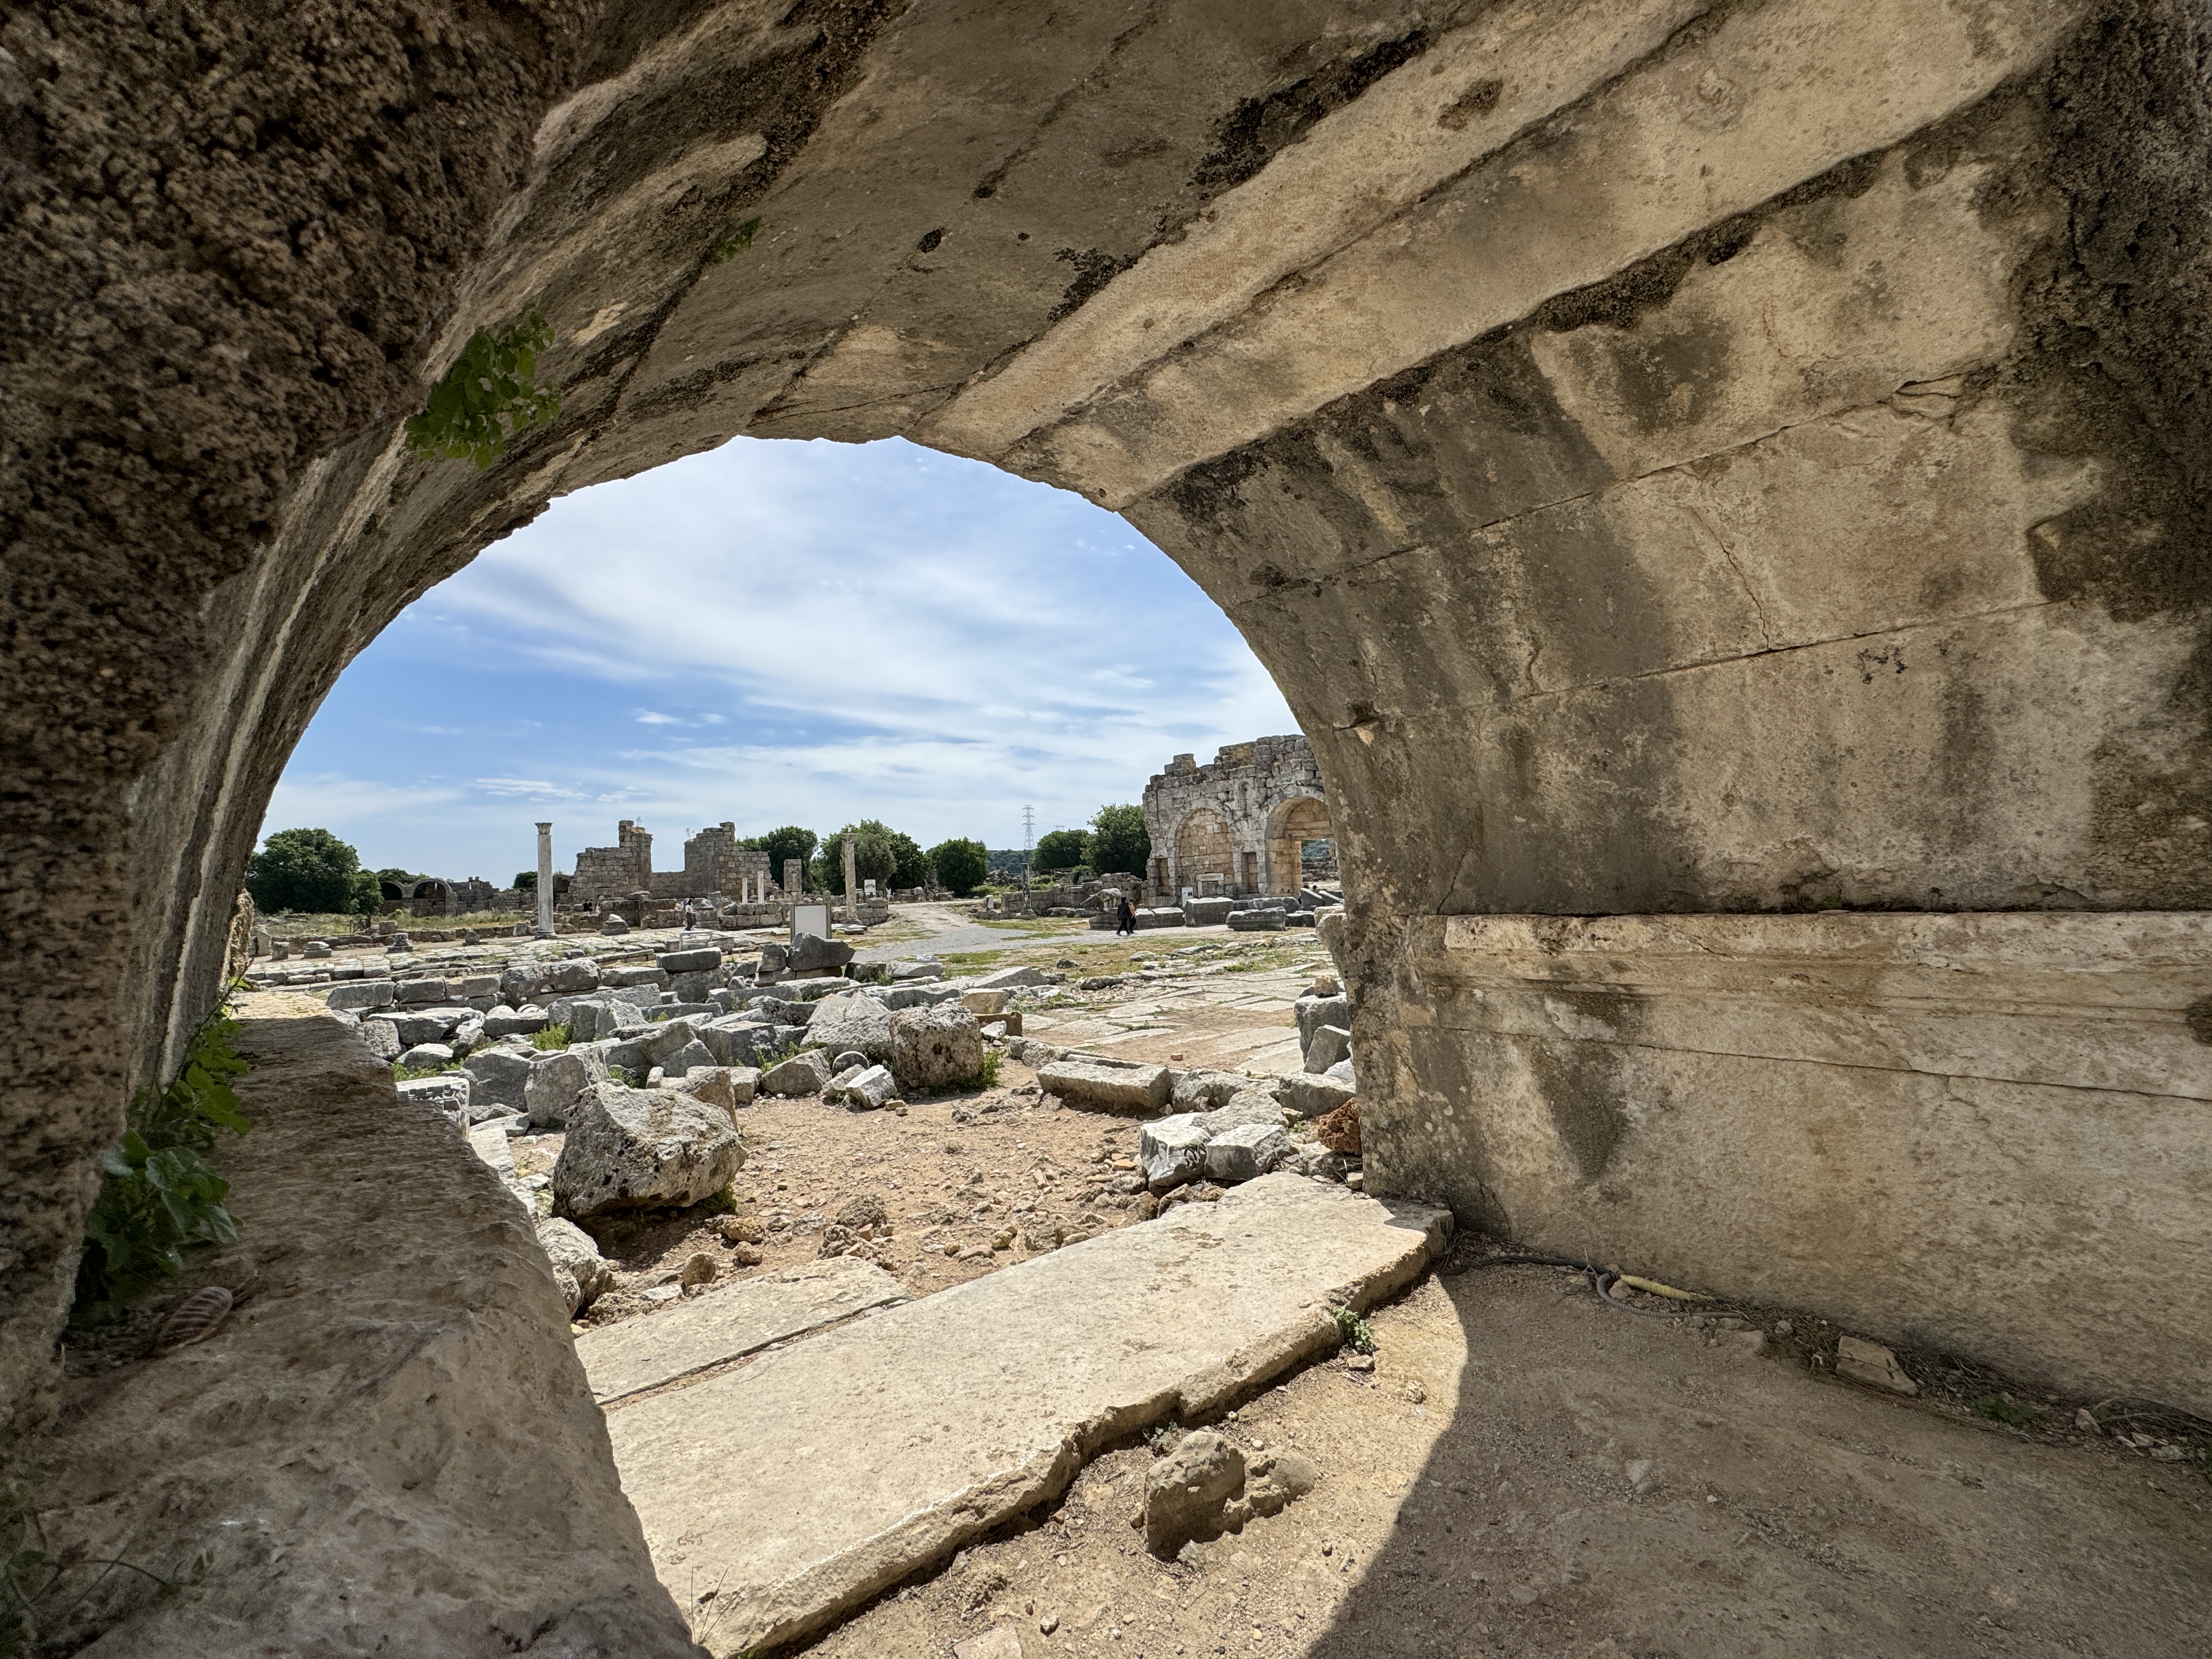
left=682, top=899, right=696, bottom=932
left=1115, top=893, right=1137, bottom=936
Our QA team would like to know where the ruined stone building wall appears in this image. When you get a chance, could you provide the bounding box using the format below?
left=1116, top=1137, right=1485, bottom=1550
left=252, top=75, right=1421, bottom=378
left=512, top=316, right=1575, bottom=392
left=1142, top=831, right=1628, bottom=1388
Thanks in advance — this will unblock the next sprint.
left=646, top=823, right=771, bottom=899
left=571, top=820, right=653, bottom=904
left=1142, top=736, right=1332, bottom=897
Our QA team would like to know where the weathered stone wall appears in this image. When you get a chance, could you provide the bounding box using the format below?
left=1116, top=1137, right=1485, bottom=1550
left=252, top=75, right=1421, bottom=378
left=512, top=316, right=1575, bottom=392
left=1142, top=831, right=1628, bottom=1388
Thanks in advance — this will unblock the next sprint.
left=1142, top=737, right=1331, bottom=896
left=573, top=819, right=655, bottom=904
left=8, top=0, right=2212, bottom=1475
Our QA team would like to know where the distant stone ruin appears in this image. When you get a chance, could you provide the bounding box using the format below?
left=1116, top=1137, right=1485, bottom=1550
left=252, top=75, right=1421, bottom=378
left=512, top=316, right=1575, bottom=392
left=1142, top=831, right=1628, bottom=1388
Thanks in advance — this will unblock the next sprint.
left=571, top=821, right=775, bottom=906
left=1142, top=737, right=1335, bottom=900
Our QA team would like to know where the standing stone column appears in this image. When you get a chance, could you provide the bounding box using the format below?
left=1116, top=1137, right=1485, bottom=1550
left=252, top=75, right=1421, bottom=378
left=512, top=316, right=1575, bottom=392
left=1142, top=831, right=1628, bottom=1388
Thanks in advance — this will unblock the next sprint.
left=535, top=822, right=554, bottom=938
left=782, top=857, right=802, bottom=896
left=842, top=836, right=859, bottom=924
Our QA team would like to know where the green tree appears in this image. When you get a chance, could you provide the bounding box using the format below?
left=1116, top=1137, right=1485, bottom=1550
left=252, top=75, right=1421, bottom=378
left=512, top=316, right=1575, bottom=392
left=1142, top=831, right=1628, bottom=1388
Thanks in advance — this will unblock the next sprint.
left=747, top=826, right=819, bottom=887
left=1088, top=803, right=1150, bottom=874
left=814, top=821, right=900, bottom=895
left=1034, top=827, right=1090, bottom=872
left=247, top=828, right=366, bottom=914
left=886, top=828, right=931, bottom=890
left=929, top=838, right=988, bottom=896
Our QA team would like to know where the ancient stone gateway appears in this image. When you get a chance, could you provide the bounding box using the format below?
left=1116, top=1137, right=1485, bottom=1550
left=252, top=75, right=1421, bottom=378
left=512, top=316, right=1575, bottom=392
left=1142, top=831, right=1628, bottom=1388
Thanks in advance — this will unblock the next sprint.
left=7, top=0, right=2211, bottom=1540
left=1144, top=736, right=1333, bottom=896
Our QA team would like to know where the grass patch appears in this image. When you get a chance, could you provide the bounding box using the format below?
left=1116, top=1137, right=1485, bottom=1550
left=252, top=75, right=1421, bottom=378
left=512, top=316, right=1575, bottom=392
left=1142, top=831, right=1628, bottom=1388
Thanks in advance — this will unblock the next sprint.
left=941, top=950, right=1005, bottom=972
left=74, top=990, right=251, bottom=1321
left=390, top=1061, right=461, bottom=1081
left=530, top=1023, right=571, bottom=1051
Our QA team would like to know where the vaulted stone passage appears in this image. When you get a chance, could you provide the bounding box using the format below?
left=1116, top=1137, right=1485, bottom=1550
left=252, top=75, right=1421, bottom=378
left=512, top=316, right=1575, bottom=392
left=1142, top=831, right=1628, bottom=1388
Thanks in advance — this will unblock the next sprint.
left=5, top=0, right=2210, bottom=1469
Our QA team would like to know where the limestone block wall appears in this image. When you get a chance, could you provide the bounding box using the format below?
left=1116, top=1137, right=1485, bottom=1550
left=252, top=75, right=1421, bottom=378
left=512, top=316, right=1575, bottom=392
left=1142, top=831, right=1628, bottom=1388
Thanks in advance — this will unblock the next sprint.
left=1142, top=737, right=1331, bottom=896
left=573, top=820, right=654, bottom=904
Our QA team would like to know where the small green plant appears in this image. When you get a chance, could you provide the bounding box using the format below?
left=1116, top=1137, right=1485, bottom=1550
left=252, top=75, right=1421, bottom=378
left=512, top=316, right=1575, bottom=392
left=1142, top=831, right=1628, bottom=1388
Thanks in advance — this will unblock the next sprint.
left=967, top=1050, right=1002, bottom=1091
left=403, top=311, right=561, bottom=468
left=530, top=1023, right=572, bottom=1052
left=390, top=1061, right=460, bottom=1081
left=708, top=216, right=763, bottom=266
left=1973, top=1393, right=2037, bottom=1427
left=607, top=1064, right=636, bottom=1087
left=1330, top=1305, right=1376, bottom=1354
left=74, top=996, right=252, bottom=1319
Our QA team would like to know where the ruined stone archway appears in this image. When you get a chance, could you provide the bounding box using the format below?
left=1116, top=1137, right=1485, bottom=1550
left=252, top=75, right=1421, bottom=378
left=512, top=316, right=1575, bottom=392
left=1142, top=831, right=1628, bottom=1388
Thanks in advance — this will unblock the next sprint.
left=8, top=0, right=2212, bottom=1490
left=1173, top=807, right=1235, bottom=895
left=1265, top=794, right=1334, bottom=896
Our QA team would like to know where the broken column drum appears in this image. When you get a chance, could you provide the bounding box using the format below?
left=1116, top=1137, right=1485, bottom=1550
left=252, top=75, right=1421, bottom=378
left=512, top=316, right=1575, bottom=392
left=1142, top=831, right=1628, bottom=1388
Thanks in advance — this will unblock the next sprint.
left=9, top=0, right=2212, bottom=1481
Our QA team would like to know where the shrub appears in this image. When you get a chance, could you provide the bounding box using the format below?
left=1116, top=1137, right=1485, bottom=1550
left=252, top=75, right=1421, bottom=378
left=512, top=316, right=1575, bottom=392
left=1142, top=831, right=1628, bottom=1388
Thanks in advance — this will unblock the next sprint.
left=928, top=837, right=989, bottom=896
left=530, top=1023, right=571, bottom=1052
left=403, top=310, right=560, bottom=468
left=74, top=995, right=251, bottom=1319
left=970, top=1050, right=1002, bottom=1090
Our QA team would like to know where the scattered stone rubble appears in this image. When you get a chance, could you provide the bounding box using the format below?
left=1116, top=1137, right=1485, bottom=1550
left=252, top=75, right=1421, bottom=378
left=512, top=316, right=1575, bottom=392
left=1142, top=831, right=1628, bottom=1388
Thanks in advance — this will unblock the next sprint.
left=268, top=922, right=1369, bottom=1337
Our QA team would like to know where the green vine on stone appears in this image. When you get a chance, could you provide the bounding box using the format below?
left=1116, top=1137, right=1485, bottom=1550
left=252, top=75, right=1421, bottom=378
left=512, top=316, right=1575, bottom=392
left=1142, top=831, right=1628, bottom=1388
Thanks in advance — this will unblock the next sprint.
left=73, top=991, right=252, bottom=1321
left=402, top=311, right=561, bottom=469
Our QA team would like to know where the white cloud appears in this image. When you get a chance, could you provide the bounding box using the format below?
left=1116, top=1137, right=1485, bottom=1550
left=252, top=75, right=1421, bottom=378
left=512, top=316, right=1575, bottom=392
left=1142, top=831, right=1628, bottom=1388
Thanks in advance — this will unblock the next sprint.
left=268, top=437, right=1300, bottom=874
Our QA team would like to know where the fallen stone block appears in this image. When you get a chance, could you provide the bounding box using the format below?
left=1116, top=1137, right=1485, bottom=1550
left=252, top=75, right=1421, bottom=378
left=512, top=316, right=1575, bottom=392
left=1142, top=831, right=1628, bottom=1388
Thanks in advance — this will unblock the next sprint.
left=395, top=1074, right=471, bottom=1116
left=1182, top=896, right=1234, bottom=926
left=1205, top=1121, right=1289, bottom=1184
left=658, top=946, right=721, bottom=975
left=830, top=1063, right=899, bottom=1111
left=548, top=958, right=602, bottom=993
left=552, top=1082, right=746, bottom=1218
left=398, top=1042, right=455, bottom=1070
left=960, top=989, right=1014, bottom=1017
left=888, top=960, right=944, bottom=981
left=1276, top=1072, right=1357, bottom=1119
left=607, top=1175, right=1449, bottom=1654
left=970, top=965, right=1047, bottom=990
left=450, top=974, right=500, bottom=1000
left=1304, top=1023, right=1352, bottom=1074
left=462, top=1047, right=534, bottom=1113
left=537, top=1217, right=614, bottom=1316
left=526, top=1048, right=610, bottom=1129
left=383, top=1009, right=456, bottom=1046
left=809, top=992, right=895, bottom=1062
left=1037, top=1058, right=1171, bottom=1114
left=1170, top=1069, right=1246, bottom=1111
left=760, top=1049, right=834, bottom=1097
left=1228, top=908, right=1286, bottom=932
left=889, top=1003, right=985, bottom=1094
left=672, top=1065, right=757, bottom=1118
left=658, top=1038, right=716, bottom=1079
left=481, top=1003, right=550, bottom=1039
left=1133, top=907, right=1185, bottom=929
left=1294, top=992, right=1350, bottom=1052
left=358, top=1019, right=402, bottom=1062
left=1139, top=1114, right=1212, bottom=1192
left=1195, top=1091, right=1286, bottom=1137
left=789, top=933, right=855, bottom=973
left=325, top=979, right=396, bottom=1013
left=577, top=1258, right=911, bottom=1405
left=395, top=977, right=448, bottom=1005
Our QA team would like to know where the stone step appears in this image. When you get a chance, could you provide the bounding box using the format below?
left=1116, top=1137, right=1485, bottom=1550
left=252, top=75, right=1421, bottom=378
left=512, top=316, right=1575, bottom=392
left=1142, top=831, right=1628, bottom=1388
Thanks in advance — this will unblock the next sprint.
left=577, top=1258, right=910, bottom=1404
left=605, top=1173, right=1450, bottom=1655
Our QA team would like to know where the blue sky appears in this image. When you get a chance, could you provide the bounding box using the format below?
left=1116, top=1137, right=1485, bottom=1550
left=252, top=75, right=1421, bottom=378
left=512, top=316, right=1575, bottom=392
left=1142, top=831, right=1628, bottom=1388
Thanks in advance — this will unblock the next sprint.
left=266, top=436, right=1295, bottom=883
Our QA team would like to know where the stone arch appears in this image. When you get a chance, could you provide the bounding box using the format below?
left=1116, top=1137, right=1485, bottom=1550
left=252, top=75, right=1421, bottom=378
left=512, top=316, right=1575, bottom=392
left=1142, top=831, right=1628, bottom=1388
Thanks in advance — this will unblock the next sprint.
left=7, top=0, right=2211, bottom=1497
left=1265, top=794, right=1334, bottom=895
left=1173, top=808, right=1234, bottom=895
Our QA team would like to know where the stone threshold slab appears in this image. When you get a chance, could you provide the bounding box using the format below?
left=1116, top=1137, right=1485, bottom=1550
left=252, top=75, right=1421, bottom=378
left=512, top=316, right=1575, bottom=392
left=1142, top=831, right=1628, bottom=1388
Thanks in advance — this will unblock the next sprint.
left=609, top=1175, right=1449, bottom=1655
left=580, top=1258, right=910, bottom=1405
